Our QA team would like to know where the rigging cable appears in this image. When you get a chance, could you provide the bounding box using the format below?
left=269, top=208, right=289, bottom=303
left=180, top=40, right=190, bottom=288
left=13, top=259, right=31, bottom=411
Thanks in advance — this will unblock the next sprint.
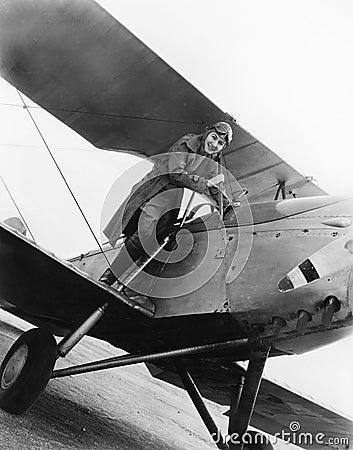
left=5, top=68, right=111, bottom=266
left=0, top=101, right=200, bottom=125
left=0, top=174, right=35, bottom=241
left=247, top=183, right=278, bottom=200
left=2, top=85, right=283, bottom=251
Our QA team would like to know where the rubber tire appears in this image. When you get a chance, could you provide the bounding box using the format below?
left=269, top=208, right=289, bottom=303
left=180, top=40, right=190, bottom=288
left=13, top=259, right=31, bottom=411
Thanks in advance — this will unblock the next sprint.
left=0, top=328, right=57, bottom=414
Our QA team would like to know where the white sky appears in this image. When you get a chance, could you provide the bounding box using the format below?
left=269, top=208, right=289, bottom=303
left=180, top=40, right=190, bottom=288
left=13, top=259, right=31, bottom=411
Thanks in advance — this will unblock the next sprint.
left=0, top=0, right=352, bottom=425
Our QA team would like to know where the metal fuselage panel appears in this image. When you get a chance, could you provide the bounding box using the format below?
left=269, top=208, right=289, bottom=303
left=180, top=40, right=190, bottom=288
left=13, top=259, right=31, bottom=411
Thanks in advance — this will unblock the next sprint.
left=225, top=196, right=353, bottom=354
left=71, top=195, right=353, bottom=356
left=3, top=193, right=353, bottom=357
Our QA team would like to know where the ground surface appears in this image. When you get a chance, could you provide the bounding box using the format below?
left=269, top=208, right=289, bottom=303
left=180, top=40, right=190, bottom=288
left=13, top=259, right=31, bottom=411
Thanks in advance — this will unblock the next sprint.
left=0, top=314, right=227, bottom=450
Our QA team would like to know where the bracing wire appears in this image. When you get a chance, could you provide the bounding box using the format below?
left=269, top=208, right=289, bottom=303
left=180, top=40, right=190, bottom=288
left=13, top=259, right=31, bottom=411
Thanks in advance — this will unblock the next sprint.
left=247, top=183, right=278, bottom=200
left=5, top=68, right=111, bottom=266
left=0, top=142, right=96, bottom=152
left=2, top=74, right=282, bottom=263
left=0, top=101, right=199, bottom=125
left=1, top=101, right=278, bottom=201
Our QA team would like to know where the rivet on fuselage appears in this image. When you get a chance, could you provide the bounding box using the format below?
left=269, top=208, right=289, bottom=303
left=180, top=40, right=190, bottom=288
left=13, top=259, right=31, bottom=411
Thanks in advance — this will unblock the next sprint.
left=296, top=310, right=312, bottom=334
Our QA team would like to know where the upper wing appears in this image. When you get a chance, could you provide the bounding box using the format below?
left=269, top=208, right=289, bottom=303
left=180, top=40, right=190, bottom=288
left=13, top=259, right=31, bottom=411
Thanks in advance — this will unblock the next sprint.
left=0, top=0, right=326, bottom=201
left=148, top=359, right=353, bottom=450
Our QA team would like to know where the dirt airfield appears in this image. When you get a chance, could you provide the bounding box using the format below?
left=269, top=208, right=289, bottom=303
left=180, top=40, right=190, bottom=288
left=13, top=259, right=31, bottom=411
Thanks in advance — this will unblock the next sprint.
left=0, top=313, right=227, bottom=449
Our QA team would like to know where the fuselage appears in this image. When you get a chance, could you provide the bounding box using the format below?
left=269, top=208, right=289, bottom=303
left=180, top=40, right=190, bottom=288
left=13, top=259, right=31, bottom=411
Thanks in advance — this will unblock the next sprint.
left=225, top=195, right=353, bottom=355
left=72, top=195, right=353, bottom=357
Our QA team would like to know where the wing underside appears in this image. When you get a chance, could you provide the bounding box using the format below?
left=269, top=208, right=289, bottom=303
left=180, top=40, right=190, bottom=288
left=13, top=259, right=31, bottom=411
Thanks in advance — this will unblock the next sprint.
left=0, top=0, right=326, bottom=202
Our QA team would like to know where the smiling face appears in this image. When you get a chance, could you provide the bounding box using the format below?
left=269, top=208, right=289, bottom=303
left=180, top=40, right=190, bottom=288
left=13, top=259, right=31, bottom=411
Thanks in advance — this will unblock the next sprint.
left=203, top=131, right=226, bottom=155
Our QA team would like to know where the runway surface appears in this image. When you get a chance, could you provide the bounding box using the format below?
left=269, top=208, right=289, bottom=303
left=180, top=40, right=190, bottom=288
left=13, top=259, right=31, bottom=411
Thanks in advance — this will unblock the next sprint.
left=0, top=314, right=225, bottom=449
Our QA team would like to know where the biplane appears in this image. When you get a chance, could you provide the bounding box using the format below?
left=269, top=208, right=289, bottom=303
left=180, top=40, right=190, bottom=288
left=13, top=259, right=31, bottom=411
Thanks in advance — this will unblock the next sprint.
left=0, top=1, right=352, bottom=449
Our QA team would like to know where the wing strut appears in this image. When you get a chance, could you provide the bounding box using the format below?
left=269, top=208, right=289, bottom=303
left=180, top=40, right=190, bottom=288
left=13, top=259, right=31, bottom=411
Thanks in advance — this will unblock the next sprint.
left=228, top=343, right=271, bottom=450
left=174, top=342, right=272, bottom=450
left=176, top=361, right=228, bottom=449
left=227, top=375, right=245, bottom=437
left=274, top=181, right=286, bottom=200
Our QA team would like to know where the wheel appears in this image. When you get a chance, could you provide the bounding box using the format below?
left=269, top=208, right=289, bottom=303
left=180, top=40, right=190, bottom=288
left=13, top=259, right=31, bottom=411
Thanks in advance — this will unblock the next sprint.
left=0, top=328, right=57, bottom=414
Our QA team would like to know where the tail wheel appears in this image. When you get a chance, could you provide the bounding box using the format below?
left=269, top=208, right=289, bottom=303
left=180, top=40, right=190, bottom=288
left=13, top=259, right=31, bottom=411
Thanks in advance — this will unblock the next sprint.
left=0, top=328, right=57, bottom=414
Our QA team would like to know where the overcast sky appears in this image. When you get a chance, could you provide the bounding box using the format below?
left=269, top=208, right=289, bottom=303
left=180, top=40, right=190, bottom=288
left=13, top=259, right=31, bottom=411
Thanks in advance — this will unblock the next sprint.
left=0, top=0, right=352, bottom=423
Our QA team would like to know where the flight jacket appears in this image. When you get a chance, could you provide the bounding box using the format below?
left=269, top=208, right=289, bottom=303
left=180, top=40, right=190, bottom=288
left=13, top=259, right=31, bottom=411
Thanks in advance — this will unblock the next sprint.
left=103, top=133, right=223, bottom=247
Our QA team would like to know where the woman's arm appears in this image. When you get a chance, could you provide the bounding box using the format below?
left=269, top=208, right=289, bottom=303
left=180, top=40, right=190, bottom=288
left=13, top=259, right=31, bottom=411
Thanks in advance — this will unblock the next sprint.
left=166, top=145, right=209, bottom=194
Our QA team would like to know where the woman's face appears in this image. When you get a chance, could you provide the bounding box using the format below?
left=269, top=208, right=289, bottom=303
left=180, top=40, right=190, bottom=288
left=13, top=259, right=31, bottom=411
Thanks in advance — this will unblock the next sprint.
left=204, top=131, right=226, bottom=155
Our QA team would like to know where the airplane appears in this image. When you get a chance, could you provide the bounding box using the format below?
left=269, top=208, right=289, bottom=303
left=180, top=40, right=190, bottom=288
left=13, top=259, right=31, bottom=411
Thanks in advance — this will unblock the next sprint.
left=0, top=1, right=352, bottom=449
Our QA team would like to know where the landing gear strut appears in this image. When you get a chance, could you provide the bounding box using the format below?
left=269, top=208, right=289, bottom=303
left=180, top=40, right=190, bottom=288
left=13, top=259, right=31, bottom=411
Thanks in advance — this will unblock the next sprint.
left=0, top=300, right=112, bottom=414
left=228, top=343, right=271, bottom=450
left=0, top=303, right=271, bottom=450
left=177, top=362, right=228, bottom=450
left=177, top=342, right=272, bottom=450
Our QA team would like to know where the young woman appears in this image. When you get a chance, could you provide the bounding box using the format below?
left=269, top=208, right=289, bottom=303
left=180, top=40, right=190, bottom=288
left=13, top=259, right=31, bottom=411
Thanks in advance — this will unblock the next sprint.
left=99, top=121, right=233, bottom=292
